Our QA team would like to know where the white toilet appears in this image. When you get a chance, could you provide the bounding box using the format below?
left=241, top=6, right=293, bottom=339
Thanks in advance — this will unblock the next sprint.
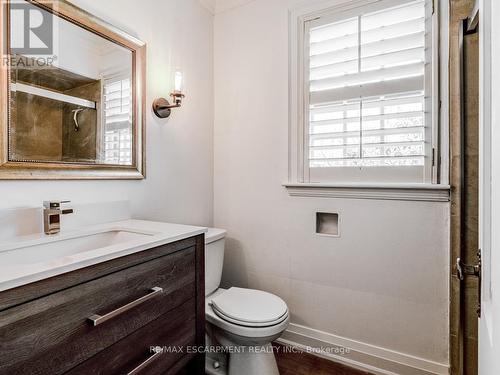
left=204, top=228, right=289, bottom=375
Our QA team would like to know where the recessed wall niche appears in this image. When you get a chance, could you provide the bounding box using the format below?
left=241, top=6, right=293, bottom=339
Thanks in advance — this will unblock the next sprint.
left=316, top=212, right=339, bottom=237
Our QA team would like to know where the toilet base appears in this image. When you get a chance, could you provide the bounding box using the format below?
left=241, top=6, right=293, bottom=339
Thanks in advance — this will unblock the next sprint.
left=205, top=343, right=279, bottom=375
left=206, top=324, right=282, bottom=375
left=227, top=343, right=279, bottom=375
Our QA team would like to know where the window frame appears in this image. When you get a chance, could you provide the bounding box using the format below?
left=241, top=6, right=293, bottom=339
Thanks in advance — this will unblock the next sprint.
left=288, top=0, right=447, bottom=192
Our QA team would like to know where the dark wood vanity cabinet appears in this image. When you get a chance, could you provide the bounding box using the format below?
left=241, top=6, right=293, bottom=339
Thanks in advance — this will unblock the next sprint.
left=0, top=234, right=205, bottom=375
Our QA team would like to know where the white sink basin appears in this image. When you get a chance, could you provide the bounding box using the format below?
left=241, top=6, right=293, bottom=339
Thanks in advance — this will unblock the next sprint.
left=0, top=230, right=153, bottom=266
left=0, top=219, right=207, bottom=293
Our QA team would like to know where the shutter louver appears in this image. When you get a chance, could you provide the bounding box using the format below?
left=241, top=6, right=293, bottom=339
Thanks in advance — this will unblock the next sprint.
left=308, top=0, right=428, bottom=170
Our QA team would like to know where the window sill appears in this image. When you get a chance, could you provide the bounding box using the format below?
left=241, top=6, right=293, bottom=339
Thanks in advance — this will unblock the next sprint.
left=283, top=183, right=451, bottom=202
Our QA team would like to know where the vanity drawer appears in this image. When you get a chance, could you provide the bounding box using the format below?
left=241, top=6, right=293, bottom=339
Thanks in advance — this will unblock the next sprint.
left=67, top=298, right=197, bottom=375
left=0, top=247, right=196, bottom=375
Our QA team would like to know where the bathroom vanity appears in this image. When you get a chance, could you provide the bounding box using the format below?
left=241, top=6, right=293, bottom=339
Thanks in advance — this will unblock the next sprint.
left=0, top=220, right=206, bottom=375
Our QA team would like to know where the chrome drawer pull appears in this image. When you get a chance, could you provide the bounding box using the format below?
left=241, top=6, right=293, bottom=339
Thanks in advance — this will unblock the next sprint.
left=127, top=351, right=162, bottom=375
left=88, top=287, right=163, bottom=326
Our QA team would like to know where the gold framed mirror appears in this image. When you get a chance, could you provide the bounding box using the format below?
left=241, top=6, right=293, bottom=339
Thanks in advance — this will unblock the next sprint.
left=0, top=0, right=146, bottom=179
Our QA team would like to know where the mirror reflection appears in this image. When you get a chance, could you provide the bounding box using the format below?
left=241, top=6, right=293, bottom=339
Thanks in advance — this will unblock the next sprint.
left=8, top=1, right=133, bottom=165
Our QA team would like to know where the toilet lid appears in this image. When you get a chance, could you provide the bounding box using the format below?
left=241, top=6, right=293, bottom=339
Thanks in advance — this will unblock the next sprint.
left=210, top=287, right=288, bottom=326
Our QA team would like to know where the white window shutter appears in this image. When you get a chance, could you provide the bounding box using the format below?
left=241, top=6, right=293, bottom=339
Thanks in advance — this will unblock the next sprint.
left=103, top=77, right=132, bottom=165
left=307, top=0, right=430, bottom=176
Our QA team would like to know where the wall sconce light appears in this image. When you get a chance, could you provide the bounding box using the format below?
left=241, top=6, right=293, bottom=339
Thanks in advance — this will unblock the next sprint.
left=153, top=70, right=185, bottom=118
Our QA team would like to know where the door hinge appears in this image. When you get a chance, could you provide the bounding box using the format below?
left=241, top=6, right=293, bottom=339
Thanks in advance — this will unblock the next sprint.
left=456, top=249, right=482, bottom=317
left=432, top=148, right=436, bottom=166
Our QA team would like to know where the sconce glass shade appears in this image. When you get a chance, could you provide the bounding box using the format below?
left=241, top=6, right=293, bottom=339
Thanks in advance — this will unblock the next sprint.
left=174, top=70, right=183, bottom=93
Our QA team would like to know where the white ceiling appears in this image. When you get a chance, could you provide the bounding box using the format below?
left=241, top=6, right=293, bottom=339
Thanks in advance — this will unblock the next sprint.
left=198, top=0, right=216, bottom=13
left=198, top=0, right=256, bottom=14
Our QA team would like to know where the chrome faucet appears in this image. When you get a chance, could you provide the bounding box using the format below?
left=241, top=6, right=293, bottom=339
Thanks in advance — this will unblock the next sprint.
left=43, top=201, right=74, bottom=235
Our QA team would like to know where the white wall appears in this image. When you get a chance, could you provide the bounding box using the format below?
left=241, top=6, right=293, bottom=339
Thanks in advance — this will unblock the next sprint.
left=0, top=0, right=214, bottom=227
left=213, top=0, right=450, bottom=372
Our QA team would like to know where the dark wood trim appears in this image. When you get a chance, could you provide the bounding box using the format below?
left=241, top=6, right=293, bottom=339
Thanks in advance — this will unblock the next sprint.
left=0, top=237, right=196, bottom=311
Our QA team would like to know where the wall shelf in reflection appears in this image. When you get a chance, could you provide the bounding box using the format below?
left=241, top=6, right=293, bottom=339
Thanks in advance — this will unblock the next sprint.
left=11, top=83, right=97, bottom=109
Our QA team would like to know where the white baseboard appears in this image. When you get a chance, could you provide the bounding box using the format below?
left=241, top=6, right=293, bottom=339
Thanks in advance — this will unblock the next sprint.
left=277, top=323, right=450, bottom=375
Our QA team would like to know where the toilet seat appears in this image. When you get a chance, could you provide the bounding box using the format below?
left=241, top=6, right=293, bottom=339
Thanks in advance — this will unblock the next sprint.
left=212, top=308, right=289, bottom=327
left=206, top=288, right=290, bottom=338
left=210, top=287, right=288, bottom=327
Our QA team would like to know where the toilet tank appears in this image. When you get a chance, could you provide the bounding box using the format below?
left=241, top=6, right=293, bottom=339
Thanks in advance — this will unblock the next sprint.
left=205, top=228, right=226, bottom=296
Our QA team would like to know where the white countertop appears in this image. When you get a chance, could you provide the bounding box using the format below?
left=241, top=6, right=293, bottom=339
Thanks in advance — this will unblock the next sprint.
left=0, top=220, right=207, bottom=292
